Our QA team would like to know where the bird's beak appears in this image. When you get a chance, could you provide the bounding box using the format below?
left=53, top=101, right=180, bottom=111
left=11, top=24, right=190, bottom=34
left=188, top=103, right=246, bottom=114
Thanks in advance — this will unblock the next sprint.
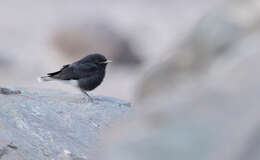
left=100, top=60, right=112, bottom=64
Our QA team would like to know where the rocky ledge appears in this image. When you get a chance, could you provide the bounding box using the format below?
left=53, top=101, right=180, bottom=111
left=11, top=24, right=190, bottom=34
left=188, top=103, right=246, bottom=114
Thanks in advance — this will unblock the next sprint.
left=0, top=86, right=131, bottom=160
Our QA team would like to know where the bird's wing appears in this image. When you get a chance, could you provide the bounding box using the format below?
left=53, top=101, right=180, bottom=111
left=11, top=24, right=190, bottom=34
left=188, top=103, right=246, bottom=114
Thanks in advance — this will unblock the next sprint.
left=72, top=63, right=98, bottom=78
left=47, top=64, right=69, bottom=77
left=48, top=63, right=98, bottom=80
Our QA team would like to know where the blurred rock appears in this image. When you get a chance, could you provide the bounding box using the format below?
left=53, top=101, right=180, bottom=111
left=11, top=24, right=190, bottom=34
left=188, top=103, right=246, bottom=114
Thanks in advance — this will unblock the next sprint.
left=95, top=49, right=260, bottom=160
left=91, top=0, right=260, bottom=160
left=0, top=86, right=130, bottom=160
left=137, top=0, right=260, bottom=101
left=94, top=33, right=260, bottom=160
left=52, top=22, right=142, bottom=66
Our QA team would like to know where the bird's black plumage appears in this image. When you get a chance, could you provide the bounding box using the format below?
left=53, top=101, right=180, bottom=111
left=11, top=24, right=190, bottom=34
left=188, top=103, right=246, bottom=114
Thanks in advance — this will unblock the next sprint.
left=39, top=53, right=111, bottom=101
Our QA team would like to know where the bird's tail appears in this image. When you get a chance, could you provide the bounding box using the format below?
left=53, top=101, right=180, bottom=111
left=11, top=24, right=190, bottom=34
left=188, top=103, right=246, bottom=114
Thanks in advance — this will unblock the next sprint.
left=37, top=76, right=54, bottom=83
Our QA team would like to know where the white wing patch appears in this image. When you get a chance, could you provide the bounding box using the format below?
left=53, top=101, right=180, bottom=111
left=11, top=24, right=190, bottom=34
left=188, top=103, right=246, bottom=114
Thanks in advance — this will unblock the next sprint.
left=63, top=80, right=79, bottom=88
left=37, top=76, right=79, bottom=88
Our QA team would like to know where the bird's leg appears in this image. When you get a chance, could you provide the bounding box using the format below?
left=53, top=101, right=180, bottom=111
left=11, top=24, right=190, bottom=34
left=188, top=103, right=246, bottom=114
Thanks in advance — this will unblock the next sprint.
left=81, top=90, right=93, bottom=102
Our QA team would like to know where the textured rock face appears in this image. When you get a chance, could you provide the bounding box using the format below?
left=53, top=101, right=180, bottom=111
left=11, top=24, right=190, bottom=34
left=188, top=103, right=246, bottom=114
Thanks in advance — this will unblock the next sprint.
left=0, top=87, right=130, bottom=160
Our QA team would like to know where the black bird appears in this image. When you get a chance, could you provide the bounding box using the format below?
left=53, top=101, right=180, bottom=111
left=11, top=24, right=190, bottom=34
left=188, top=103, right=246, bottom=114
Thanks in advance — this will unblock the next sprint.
left=38, top=53, right=112, bottom=101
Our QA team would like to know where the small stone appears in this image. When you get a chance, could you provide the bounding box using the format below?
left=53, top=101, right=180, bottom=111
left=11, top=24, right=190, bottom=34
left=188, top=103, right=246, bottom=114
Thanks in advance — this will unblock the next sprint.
left=7, top=144, right=18, bottom=150
left=0, top=87, right=21, bottom=95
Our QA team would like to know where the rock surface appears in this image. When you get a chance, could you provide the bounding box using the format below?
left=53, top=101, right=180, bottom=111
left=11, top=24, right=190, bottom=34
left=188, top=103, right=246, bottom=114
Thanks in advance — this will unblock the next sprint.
left=0, top=86, right=130, bottom=160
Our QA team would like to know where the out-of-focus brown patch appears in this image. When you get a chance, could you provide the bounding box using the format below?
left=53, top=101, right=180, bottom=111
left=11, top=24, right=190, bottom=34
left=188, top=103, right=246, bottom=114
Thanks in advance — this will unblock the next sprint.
left=52, top=22, right=142, bottom=67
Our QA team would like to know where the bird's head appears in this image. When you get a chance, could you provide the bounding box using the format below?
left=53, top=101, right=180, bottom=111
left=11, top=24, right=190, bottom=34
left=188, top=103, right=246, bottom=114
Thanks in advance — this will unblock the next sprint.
left=85, top=53, right=112, bottom=66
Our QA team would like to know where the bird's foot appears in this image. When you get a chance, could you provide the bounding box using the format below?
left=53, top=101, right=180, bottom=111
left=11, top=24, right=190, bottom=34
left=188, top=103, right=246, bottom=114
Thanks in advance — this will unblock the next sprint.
left=79, top=97, right=87, bottom=104
left=80, top=90, right=95, bottom=103
left=80, top=97, right=93, bottom=103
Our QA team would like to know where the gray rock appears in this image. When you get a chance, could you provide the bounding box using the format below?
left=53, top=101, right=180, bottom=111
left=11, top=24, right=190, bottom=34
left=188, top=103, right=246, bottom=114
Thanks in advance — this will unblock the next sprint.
left=92, top=0, right=260, bottom=160
left=0, top=87, right=21, bottom=95
left=94, top=34, right=260, bottom=160
left=0, top=87, right=130, bottom=160
left=137, top=0, right=260, bottom=101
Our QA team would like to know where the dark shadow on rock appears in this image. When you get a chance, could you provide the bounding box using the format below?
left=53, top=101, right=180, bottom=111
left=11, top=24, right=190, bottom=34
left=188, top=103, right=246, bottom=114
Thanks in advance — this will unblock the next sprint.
left=0, top=147, right=8, bottom=159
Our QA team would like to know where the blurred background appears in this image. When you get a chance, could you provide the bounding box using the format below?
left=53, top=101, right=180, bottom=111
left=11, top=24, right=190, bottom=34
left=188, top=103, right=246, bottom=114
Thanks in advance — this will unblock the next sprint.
left=1, top=0, right=260, bottom=159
